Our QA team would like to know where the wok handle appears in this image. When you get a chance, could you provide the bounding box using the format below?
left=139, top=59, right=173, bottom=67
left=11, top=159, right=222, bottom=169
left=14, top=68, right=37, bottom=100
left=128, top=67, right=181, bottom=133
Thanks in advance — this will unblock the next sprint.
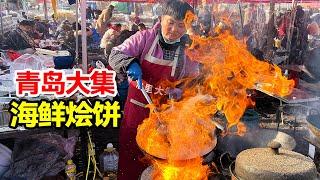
left=309, top=108, right=319, bottom=115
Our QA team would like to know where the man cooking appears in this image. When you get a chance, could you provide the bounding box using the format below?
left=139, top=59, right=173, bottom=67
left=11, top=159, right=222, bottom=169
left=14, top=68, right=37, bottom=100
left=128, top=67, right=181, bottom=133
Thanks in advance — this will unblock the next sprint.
left=108, top=0, right=199, bottom=179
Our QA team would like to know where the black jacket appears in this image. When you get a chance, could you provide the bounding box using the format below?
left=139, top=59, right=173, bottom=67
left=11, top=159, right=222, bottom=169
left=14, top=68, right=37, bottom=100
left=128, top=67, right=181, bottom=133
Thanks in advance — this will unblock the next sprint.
left=2, top=29, right=33, bottom=51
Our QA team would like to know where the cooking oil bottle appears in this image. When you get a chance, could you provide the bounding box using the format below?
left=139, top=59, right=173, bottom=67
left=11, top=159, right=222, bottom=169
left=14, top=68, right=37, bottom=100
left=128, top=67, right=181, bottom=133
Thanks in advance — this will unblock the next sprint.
left=65, top=159, right=76, bottom=180
left=99, top=143, right=119, bottom=180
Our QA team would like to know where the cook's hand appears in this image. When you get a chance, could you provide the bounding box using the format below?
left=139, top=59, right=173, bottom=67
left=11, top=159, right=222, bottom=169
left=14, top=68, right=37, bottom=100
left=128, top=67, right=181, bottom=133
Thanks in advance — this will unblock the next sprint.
left=126, top=62, right=142, bottom=89
left=167, top=88, right=183, bottom=100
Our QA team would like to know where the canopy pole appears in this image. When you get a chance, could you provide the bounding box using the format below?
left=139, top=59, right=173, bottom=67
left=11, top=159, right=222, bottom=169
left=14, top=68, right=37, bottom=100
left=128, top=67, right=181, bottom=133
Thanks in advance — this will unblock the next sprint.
left=264, top=1, right=276, bottom=60
left=6, top=0, right=9, bottom=14
left=43, top=0, right=48, bottom=20
left=237, top=0, right=244, bottom=39
left=285, top=0, right=297, bottom=65
left=0, top=4, right=3, bottom=35
left=80, top=0, right=88, bottom=73
left=75, top=0, right=79, bottom=66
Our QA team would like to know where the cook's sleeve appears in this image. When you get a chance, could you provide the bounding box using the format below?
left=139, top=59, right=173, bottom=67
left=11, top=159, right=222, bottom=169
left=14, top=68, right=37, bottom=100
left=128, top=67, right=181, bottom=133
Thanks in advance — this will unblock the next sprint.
left=108, top=30, right=147, bottom=74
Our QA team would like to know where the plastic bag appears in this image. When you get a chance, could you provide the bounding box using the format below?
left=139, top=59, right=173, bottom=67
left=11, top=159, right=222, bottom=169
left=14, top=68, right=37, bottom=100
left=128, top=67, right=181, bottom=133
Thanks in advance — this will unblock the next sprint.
left=0, top=143, right=12, bottom=178
left=6, top=50, right=21, bottom=61
left=37, top=55, right=55, bottom=69
left=9, top=54, right=43, bottom=73
left=3, top=133, right=77, bottom=179
left=0, top=51, right=11, bottom=67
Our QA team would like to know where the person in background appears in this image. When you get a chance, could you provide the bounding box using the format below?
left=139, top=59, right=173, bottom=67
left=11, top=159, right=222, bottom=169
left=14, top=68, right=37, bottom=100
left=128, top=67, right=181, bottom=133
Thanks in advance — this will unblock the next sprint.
left=152, top=2, right=162, bottom=18
left=307, top=21, right=320, bottom=49
left=138, top=23, right=147, bottom=31
left=197, top=1, right=212, bottom=37
left=91, top=28, right=101, bottom=47
left=96, top=5, right=115, bottom=35
left=92, top=9, right=102, bottom=28
left=108, top=0, right=199, bottom=179
left=307, top=21, right=320, bottom=37
left=243, top=4, right=257, bottom=27
left=3, top=20, right=37, bottom=54
left=55, top=20, right=72, bottom=41
left=311, top=13, right=320, bottom=25
left=100, top=23, right=122, bottom=50
left=21, top=12, right=28, bottom=19
left=277, top=11, right=290, bottom=41
left=130, top=15, right=141, bottom=33
left=288, top=6, right=308, bottom=64
left=34, top=17, right=50, bottom=39
left=86, top=21, right=101, bottom=48
left=87, top=6, right=94, bottom=20
left=49, top=14, right=59, bottom=35
left=133, top=15, right=141, bottom=25
left=131, top=23, right=139, bottom=32
left=60, top=22, right=94, bottom=63
left=120, top=24, right=129, bottom=31
left=34, top=22, right=48, bottom=40
left=73, top=22, right=94, bottom=42
left=94, top=9, right=102, bottom=20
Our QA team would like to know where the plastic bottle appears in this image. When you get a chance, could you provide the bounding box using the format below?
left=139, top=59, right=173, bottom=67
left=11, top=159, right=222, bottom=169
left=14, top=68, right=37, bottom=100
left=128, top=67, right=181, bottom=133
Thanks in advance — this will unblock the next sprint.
left=65, top=159, right=76, bottom=180
left=99, top=143, right=119, bottom=179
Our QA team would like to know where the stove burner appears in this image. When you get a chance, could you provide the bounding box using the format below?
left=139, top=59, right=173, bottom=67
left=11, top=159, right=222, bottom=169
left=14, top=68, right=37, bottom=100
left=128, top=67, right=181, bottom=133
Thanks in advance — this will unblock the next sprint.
left=139, top=151, right=235, bottom=180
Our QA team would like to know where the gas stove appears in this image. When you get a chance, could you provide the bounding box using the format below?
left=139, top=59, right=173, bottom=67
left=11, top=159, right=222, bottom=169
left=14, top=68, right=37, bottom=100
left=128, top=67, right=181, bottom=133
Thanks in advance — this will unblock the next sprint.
left=139, top=150, right=235, bottom=180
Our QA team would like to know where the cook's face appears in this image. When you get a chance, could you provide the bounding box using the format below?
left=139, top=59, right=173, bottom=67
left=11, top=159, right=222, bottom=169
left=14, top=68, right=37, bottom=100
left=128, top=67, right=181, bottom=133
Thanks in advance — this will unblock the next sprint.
left=161, top=15, right=186, bottom=41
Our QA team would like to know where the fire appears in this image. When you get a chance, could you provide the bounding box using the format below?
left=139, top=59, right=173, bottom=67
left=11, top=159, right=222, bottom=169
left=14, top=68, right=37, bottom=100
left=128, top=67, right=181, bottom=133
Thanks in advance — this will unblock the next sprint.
left=186, top=31, right=294, bottom=126
left=137, top=95, right=217, bottom=161
left=137, top=95, right=216, bottom=179
left=152, top=158, right=209, bottom=180
left=137, top=18, right=294, bottom=179
left=184, top=10, right=197, bottom=31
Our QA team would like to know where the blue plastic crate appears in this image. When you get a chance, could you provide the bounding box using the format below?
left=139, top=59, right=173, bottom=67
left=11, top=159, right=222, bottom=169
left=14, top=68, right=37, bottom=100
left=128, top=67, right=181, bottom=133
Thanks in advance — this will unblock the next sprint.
left=53, top=56, right=74, bottom=69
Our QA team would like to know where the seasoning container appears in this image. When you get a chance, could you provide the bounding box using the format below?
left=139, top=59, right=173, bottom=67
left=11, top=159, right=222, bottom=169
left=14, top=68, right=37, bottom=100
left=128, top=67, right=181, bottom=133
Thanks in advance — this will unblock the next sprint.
left=99, top=143, right=119, bottom=179
left=140, top=166, right=153, bottom=180
left=65, top=160, right=76, bottom=180
left=233, top=141, right=318, bottom=180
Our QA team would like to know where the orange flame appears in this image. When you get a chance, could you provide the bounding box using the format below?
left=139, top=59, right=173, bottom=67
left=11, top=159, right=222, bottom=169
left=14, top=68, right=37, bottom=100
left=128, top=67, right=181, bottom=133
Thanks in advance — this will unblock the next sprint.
left=185, top=31, right=294, bottom=126
left=184, top=10, right=196, bottom=30
left=137, top=94, right=216, bottom=179
left=137, top=95, right=217, bottom=161
left=137, top=18, right=294, bottom=179
left=152, top=158, right=209, bottom=180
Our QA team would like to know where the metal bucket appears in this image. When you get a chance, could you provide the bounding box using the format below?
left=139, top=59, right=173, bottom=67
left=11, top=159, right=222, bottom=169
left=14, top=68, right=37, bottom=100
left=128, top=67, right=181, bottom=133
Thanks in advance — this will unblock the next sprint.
left=307, top=109, right=320, bottom=142
left=229, top=161, right=240, bottom=180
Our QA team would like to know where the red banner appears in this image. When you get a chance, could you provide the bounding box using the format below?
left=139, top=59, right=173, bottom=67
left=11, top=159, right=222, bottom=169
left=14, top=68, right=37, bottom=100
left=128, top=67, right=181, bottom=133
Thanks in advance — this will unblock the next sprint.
left=213, top=0, right=320, bottom=3
left=94, top=0, right=319, bottom=3
left=92, top=0, right=197, bottom=3
left=88, top=0, right=319, bottom=6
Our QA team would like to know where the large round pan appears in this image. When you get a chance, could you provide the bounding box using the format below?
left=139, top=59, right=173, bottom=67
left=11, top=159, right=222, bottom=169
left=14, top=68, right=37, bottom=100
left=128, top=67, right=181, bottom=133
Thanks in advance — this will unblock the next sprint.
left=302, top=48, right=320, bottom=82
left=137, top=129, right=217, bottom=161
left=307, top=109, right=320, bottom=141
left=217, top=129, right=296, bottom=157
